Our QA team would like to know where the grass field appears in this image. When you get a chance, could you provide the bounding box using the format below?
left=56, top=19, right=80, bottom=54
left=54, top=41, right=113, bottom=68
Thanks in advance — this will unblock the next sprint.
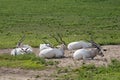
left=0, top=0, right=120, bottom=79
left=0, top=0, right=120, bottom=48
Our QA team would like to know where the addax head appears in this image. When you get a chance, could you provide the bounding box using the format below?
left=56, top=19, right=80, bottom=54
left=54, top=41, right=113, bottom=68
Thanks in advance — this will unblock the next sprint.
left=90, top=40, right=105, bottom=57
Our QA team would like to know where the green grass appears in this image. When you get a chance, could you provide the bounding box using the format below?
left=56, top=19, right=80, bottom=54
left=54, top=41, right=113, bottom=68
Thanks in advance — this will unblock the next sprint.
left=0, top=0, right=120, bottom=48
left=56, top=59, right=120, bottom=80
left=0, top=1, right=120, bottom=79
left=0, top=54, right=47, bottom=70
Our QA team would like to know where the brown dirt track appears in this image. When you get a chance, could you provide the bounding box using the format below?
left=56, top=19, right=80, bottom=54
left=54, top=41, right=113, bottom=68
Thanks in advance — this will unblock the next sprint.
left=0, top=45, right=120, bottom=80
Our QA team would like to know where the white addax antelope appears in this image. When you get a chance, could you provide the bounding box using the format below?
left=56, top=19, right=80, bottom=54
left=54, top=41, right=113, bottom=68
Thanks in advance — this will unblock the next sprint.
left=11, top=35, right=33, bottom=56
left=39, top=44, right=66, bottom=58
left=39, top=33, right=67, bottom=58
left=39, top=40, right=53, bottom=51
left=67, top=40, right=93, bottom=50
left=73, top=40, right=106, bottom=60
left=67, top=35, right=96, bottom=50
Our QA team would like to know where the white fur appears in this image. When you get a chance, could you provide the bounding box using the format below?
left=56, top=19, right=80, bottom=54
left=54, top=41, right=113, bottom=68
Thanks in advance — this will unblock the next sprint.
left=39, top=44, right=65, bottom=58
left=11, top=48, right=23, bottom=56
left=73, top=48, right=104, bottom=60
left=39, top=44, right=52, bottom=51
left=11, top=44, right=33, bottom=56
left=67, top=41, right=92, bottom=50
left=22, top=45, right=33, bottom=54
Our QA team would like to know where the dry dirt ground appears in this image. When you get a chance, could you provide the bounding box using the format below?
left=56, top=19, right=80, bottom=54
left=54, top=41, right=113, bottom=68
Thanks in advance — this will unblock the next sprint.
left=0, top=45, right=120, bottom=80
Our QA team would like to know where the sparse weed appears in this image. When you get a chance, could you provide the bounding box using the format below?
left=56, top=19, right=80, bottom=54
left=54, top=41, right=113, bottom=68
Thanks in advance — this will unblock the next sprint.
left=69, top=59, right=120, bottom=80
left=56, top=59, right=120, bottom=80
left=46, top=60, right=59, bottom=66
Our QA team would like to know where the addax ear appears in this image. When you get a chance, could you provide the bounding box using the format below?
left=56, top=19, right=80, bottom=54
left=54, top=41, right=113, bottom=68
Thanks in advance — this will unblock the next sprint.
left=103, top=49, right=107, bottom=51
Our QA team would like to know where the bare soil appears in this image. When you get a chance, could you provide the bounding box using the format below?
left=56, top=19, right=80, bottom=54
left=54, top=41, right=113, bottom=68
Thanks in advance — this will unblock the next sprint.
left=0, top=45, right=120, bottom=80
